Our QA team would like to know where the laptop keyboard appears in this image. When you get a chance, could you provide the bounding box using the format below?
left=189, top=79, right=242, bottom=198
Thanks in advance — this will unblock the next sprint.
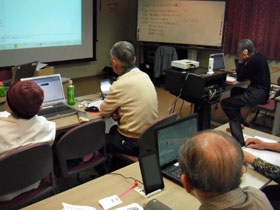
left=162, top=165, right=182, bottom=181
left=39, top=105, right=77, bottom=119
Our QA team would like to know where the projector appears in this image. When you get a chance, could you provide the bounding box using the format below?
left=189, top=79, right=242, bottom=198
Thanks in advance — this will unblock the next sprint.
left=171, top=59, right=199, bottom=70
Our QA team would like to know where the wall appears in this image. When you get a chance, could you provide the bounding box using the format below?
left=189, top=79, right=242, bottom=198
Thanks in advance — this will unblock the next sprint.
left=54, top=0, right=280, bottom=83
left=55, top=0, right=137, bottom=79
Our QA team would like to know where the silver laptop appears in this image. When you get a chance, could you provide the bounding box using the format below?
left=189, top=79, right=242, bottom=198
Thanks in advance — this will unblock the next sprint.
left=210, top=53, right=225, bottom=71
left=155, top=114, right=198, bottom=186
left=21, top=74, right=78, bottom=120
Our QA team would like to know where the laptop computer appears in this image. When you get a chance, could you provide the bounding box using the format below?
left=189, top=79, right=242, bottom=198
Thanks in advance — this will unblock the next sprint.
left=4, top=61, right=38, bottom=87
left=99, top=79, right=111, bottom=99
left=21, top=74, right=78, bottom=120
left=155, top=114, right=198, bottom=186
left=229, top=119, right=245, bottom=147
left=210, top=53, right=225, bottom=71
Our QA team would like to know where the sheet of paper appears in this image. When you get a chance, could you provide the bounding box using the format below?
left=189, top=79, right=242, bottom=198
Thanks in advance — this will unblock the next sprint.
left=226, top=75, right=237, bottom=83
left=98, top=195, right=122, bottom=210
left=36, top=62, right=48, bottom=70
left=243, top=135, right=280, bottom=167
left=88, top=99, right=103, bottom=109
left=62, top=202, right=96, bottom=210
left=0, top=111, right=10, bottom=118
left=114, top=203, right=143, bottom=210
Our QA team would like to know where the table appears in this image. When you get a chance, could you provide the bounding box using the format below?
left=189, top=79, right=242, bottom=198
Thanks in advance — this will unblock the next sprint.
left=22, top=124, right=279, bottom=210
left=165, top=68, right=227, bottom=130
left=52, top=94, right=102, bottom=132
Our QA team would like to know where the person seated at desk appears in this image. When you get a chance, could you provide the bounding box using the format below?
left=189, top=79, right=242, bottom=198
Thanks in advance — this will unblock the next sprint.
left=100, top=41, right=158, bottom=156
left=221, top=39, right=270, bottom=126
left=178, top=130, right=273, bottom=210
left=244, top=138, right=280, bottom=209
left=0, top=81, right=56, bottom=201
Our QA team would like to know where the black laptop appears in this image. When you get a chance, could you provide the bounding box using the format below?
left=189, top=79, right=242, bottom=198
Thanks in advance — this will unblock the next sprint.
left=229, top=119, right=245, bottom=147
left=155, top=114, right=198, bottom=186
left=4, top=61, right=37, bottom=87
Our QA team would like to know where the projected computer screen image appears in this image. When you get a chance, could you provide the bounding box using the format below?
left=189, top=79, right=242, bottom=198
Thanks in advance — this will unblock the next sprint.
left=156, top=115, right=198, bottom=167
left=0, top=1, right=81, bottom=50
left=0, top=0, right=95, bottom=67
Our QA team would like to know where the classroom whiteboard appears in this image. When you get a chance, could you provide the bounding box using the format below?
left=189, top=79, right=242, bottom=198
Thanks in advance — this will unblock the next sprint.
left=136, top=0, right=226, bottom=47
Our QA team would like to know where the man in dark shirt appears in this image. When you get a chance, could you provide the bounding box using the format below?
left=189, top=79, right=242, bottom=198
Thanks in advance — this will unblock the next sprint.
left=221, top=39, right=270, bottom=125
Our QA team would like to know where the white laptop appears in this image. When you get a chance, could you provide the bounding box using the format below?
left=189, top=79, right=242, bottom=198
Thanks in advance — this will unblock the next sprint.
left=99, top=79, right=111, bottom=99
left=210, top=53, right=225, bottom=71
left=21, top=74, right=78, bottom=120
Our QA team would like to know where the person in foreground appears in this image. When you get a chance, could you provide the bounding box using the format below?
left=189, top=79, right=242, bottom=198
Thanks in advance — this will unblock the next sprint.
left=244, top=138, right=280, bottom=209
left=178, top=130, right=273, bottom=210
left=221, top=39, right=270, bottom=125
left=100, top=41, right=158, bottom=156
left=0, top=80, right=56, bottom=201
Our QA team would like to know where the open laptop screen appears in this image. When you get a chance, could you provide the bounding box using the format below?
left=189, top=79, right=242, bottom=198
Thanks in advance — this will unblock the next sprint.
left=100, top=79, right=111, bottom=99
left=21, top=74, right=65, bottom=104
left=156, top=114, right=198, bottom=167
left=210, top=53, right=225, bottom=71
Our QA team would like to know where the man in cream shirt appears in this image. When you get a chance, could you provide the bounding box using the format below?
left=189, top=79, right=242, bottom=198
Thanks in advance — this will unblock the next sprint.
left=100, top=41, right=158, bottom=156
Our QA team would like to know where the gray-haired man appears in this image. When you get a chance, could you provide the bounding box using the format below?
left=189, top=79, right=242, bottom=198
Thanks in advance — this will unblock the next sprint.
left=100, top=41, right=158, bottom=156
left=178, top=130, right=273, bottom=210
left=221, top=39, right=270, bottom=126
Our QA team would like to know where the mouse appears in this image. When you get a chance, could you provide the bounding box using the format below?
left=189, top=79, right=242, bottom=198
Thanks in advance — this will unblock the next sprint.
left=84, top=106, right=99, bottom=112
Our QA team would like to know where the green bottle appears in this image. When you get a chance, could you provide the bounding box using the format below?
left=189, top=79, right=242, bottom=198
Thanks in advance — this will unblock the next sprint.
left=67, top=80, right=75, bottom=105
left=0, top=82, right=6, bottom=97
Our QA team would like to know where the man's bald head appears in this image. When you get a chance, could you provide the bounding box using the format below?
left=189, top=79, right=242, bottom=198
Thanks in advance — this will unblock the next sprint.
left=178, top=130, right=244, bottom=194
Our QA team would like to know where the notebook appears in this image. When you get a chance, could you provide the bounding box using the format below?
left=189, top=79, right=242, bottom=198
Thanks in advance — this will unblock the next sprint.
left=4, top=61, right=37, bottom=87
left=21, top=74, right=78, bottom=120
left=99, top=79, right=111, bottom=99
left=210, top=53, right=225, bottom=71
left=155, top=114, right=198, bottom=186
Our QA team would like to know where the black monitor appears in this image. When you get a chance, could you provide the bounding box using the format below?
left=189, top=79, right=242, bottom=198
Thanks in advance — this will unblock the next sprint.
left=4, top=61, right=37, bottom=87
left=229, top=119, right=245, bottom=147
left=155, top=114, right=198, bottom=167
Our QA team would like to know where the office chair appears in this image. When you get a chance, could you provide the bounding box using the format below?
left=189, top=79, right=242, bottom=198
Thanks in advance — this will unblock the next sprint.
left=54, top=119, right=107, bottom=183
left=251, top=77, right=280, bottom=127
left=0, top=143, right=56, bottom=210
left=112, top=113, right=178, bottom=165
left=0, top=70, right=12, bottom=82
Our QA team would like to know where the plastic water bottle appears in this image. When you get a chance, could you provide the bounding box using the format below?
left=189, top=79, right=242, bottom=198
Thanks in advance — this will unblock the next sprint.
left=0, top=82, right=6, bottom=97
left=67, top=80, right=75, bottom=105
